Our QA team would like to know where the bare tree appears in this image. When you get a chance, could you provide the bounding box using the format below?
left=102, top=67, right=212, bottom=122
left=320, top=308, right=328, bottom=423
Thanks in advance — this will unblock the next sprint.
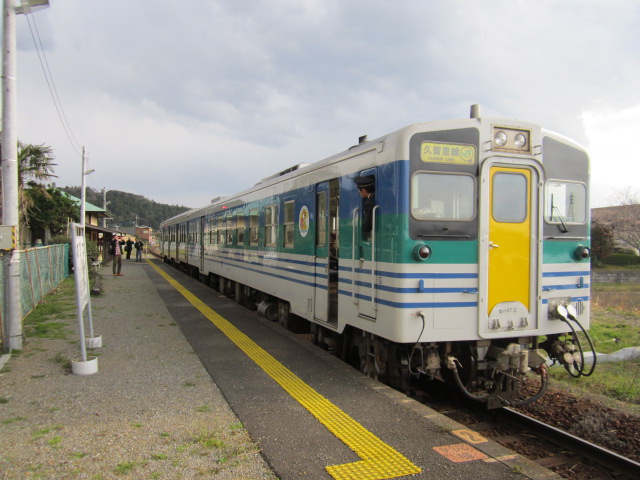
left=604, top=186, right=640, bottom=253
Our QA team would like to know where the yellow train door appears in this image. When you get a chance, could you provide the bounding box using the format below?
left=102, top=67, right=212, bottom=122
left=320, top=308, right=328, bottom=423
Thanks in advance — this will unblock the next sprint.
left=487, top=166, right=535, bottom=330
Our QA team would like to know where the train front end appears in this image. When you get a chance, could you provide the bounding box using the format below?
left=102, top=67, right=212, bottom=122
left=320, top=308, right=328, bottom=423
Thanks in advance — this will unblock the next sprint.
left=401, top=110, right=592, bottom=407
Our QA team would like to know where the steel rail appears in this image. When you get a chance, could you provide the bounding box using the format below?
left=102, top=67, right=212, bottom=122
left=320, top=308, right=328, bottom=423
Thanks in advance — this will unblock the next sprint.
left=503, top=407, right=640, bottom=478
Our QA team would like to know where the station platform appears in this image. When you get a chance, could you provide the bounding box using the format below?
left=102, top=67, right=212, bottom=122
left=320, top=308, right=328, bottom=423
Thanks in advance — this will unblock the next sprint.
left=146, top=259, right=560, bottom=480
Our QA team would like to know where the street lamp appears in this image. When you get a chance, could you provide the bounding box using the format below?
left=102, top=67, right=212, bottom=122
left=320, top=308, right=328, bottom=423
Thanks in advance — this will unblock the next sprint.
left=16, top=0, right=49, bottom=14
left=2, top=0, right=50, bottom=351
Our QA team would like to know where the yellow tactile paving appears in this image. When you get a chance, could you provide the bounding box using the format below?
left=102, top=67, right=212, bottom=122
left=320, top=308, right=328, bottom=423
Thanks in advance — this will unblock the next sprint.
left=148, top=260, right=421, bottom=480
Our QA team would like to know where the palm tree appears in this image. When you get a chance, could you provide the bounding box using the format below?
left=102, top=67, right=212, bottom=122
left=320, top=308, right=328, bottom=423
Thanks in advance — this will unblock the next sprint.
left=17, top=141, right=57, bottom=224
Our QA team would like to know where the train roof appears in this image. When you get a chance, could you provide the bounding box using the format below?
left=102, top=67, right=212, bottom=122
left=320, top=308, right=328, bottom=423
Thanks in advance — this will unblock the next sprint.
left=160, top=111, right=588, bottom=228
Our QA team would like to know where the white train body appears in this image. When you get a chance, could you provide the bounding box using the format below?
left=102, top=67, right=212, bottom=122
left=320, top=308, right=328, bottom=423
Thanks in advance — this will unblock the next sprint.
left=161, top=111, right=592, bottom=407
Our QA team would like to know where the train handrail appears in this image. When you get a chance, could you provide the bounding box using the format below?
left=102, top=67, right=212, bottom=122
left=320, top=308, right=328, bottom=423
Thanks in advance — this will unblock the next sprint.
left=371, top=205, right=380, bottom=310
left=352, top=207, right=359, bottom=303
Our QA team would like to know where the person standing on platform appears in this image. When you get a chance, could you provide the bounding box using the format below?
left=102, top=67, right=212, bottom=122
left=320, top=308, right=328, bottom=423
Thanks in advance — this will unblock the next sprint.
left=125, top=238, right=134, bottom=260
left=134, top=238, right=144, bottom=262
left=110, top=235, right=125, bottom=276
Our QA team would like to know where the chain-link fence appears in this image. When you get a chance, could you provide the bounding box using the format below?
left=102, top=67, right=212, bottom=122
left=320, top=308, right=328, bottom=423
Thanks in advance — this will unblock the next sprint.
left=0, top=244, right=70, bottom=345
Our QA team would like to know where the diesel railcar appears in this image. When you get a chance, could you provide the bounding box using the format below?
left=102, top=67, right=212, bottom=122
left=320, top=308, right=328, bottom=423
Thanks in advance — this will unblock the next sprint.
left=161, top=106, right=594, bottom=408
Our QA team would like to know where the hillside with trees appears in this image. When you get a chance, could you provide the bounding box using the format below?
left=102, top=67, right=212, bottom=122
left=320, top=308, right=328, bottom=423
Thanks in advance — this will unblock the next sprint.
left=62, top=187, right=190, bottom=230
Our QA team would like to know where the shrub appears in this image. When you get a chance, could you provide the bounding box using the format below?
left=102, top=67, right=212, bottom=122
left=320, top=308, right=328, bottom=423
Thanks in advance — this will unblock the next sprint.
left=602, top=254, right=640, bottom=266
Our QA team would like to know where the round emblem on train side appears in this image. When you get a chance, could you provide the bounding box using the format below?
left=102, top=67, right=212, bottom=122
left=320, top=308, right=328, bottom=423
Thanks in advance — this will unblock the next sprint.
left=299, top=206, right=309, bottom=237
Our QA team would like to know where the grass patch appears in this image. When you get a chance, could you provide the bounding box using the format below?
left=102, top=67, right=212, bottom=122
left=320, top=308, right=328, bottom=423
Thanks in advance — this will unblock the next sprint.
left=114, top=461, right=136, bottom=475
left=23, top=277, right=77, bottom=340
left=2, top=416, right=26, bottom=425
left=32, top=425, right=63, bottom=440
left=53, top=352, right=72, bottom=371
left=549, top=358, right=640, bottom=403
left=192, top=431, right=226, bottom=450
left=548, top=282, right=640, bottom=404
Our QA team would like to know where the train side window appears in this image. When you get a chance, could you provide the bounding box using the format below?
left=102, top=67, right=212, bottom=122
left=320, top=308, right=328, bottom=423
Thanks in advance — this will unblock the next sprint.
left=265, top=204, right=278, bottom=247
left=284, top=201, right=295, bottom=248
left=237, top=211, right=245, bottom=245
left=249, top=208, right=259, bottom=246
left=316, top=191, right=327, bottom=247
left=227, top=212, right=236, bottom=245
left=218, top=215, right=226, bottom=245
left=544, top=181, right=587, bottom=224
left=210, top=217, right=217, bottom=244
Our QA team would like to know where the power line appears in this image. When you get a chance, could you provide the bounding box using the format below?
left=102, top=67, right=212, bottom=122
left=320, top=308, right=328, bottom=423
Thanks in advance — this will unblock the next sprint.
left=23, top=11, right=83, bottom=157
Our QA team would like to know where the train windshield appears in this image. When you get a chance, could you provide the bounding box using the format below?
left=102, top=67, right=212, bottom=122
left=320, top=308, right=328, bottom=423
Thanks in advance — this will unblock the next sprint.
left=411, top=172, right=475, bottom=221
left=544, top=181, right=587, bottom=224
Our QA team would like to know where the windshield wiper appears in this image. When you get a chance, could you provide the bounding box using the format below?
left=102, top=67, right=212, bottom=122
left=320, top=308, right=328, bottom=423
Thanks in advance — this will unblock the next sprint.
left=552, top=205, right=570, bottom=233
left=550, top=194, right=570, bottom=233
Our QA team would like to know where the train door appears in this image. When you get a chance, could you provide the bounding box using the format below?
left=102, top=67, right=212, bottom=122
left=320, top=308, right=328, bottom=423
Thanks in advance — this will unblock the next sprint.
left=314, top=179, right=339, bottom=325
left=199, top=216, right=205, bottom=274
left=354, top=168, right=378, bottom=320
left=481, top=163, right=539, bottom=336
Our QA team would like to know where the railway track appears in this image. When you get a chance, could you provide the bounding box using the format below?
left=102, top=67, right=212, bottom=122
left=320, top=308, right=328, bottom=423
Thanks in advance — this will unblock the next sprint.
left=500, top=408, right=640, bottom=478
left=425, top=387, right=640, bottom=480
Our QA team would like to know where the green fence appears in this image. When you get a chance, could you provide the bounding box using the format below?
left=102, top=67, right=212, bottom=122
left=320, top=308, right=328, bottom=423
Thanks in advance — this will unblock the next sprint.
left=0, top=244, right=69, bottom=343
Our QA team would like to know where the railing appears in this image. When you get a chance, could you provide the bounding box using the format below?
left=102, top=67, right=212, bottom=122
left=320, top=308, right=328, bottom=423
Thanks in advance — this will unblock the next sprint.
left=0, top=244, right=70, bottom=345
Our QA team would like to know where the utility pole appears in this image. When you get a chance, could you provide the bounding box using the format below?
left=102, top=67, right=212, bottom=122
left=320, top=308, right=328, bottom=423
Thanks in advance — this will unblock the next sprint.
left=2, top=0, right=21, bottom=351
left=1, top=0, right=50, bottom=352
left=101, top=187, right=108, bottom=228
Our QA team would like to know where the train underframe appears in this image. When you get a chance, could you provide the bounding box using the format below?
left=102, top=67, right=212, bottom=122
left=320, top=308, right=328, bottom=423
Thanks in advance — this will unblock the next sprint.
left=168, top=257, right=590, bottom=410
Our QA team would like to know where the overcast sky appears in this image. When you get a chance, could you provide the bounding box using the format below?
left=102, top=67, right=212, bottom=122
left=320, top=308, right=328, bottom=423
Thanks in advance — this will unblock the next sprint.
left=8, top=0, right=640, bottom=211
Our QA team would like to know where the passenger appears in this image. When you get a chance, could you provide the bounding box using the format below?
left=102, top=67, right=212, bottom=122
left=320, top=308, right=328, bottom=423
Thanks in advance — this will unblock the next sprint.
left=110, top=235, right=125, bottom=276
left=125, top=238, right=134, bottom=260
left=134, top=238, right=144, bottom=262
left=354, top=175, right=376, bottom=240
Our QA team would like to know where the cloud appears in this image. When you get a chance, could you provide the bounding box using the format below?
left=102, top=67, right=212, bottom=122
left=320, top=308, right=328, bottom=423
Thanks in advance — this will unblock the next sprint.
left=10, top=0, right=640, bottom=209
left=583, top=103, right=640, bottom=207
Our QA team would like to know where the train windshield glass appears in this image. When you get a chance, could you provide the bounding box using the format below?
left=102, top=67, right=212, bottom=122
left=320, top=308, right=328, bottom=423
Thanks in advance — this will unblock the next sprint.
left=411, top=173, right=475, bottom=221
left=544, top=181, right=587, bottom=224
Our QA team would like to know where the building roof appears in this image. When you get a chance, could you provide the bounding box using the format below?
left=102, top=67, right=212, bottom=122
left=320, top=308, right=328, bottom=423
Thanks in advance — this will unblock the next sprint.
left=63, top=192, right=112, bottom=218
left=592, top=204, right=640, bottom=222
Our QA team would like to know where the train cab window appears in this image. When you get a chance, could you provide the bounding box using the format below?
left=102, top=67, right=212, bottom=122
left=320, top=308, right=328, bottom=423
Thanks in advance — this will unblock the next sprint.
left=492, top=172, right=527, bottom=223
left=284, top=201, right=295, bottom=248
left=411, top=172, right=474, bottom=221
left=265, top=204, right=278, bottom=247
left=544, top=181, right=587, bottom=225
left=236, top=212, right=245, bottom=245
left=249, top=208, right=259, bottom=246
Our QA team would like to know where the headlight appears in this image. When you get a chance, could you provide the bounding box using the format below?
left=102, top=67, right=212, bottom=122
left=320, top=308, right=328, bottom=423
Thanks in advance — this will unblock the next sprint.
left=494, top=131, right=508, bottom=147
left=574, top=246, right=591, bottom=260
left=491, top=126, right=532, bottom=153
left=413, top=244, right=432, bottom=261
left=514, top=133, right=527, bottom=148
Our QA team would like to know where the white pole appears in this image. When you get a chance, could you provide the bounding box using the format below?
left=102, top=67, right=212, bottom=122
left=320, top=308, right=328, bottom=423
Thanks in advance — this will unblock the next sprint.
left=80, top=147, right=86, bottom=228
left=2, top=0, right=22, bottom=351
